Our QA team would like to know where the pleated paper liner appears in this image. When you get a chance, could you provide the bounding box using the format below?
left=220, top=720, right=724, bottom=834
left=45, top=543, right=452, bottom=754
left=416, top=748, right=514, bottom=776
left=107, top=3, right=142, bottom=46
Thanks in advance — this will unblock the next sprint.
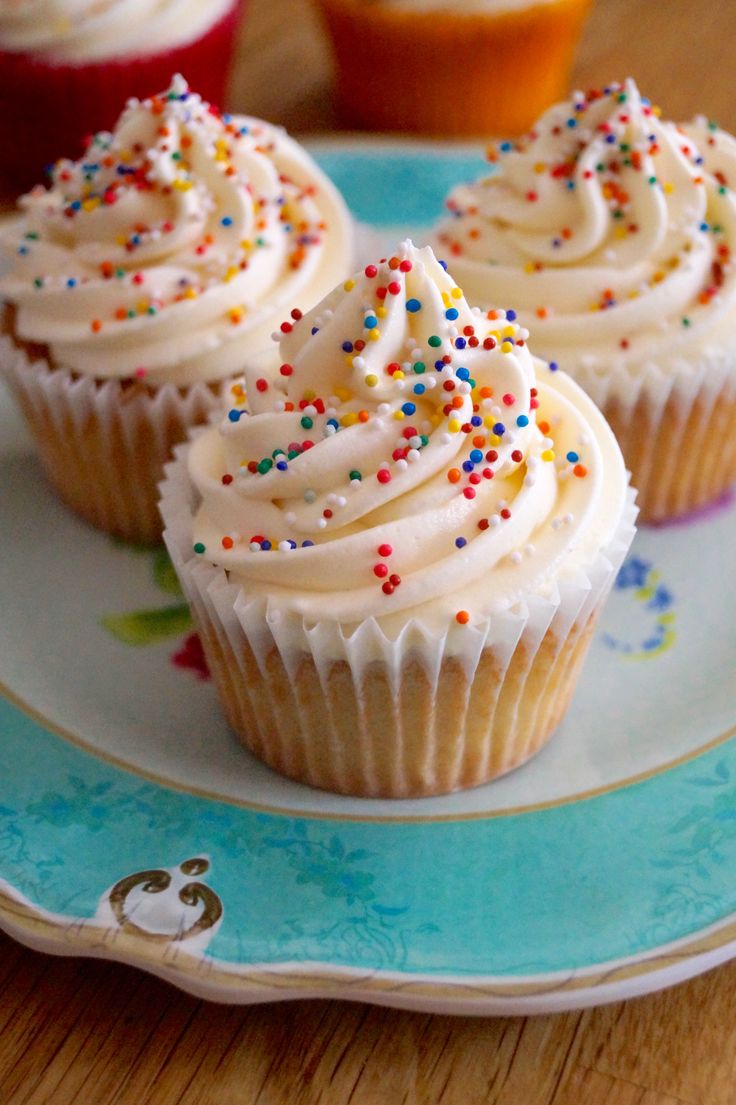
left=0, top=333, right=229, bottom=544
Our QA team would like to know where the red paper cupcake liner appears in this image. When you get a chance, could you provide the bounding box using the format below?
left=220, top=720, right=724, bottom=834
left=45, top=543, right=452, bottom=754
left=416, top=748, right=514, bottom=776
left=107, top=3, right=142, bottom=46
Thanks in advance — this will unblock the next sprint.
left=0, top=0, right=245, bottom=196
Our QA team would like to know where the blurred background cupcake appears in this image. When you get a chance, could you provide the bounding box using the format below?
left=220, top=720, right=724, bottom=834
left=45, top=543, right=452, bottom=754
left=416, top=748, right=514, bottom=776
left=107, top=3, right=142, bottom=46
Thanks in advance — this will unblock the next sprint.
left=0, top=75, right=354, bottom=542
left=313, top=0, right=593, bottom=137
left=0, top=0, right=245, bottom=195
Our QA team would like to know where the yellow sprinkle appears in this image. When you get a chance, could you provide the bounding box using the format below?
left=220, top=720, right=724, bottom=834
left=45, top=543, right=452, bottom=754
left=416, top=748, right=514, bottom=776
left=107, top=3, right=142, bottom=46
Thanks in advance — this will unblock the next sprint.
left=652, top=271, right=665, bottom=284
left=334, top=387, right=351, bottom=401
left=451, top=287, right=462, bottom=299
left=627, top=289, right=640, bottom=299
left=541, top=449, right=555, bottom=462
left=524, top=261, right=537, bottom=273
left=614, top=226, right=627, bottom=239
left=502, top=325, right=515, bottom=338
left=430, top=412, right=442, bottom=427
left=483, top=416, right=496, bottom=429
left=303, top=388, right=316, bottom=401
left=341, top=412, right=359, bottom=427
left=365, top=374, right=378, bottom=387
left=441, top=292, right=451, bottom=306
left=488, top=433, right=501, bottom=446
left=368, top=329, right=381, bottom=342
left=377, top=306, right=387, bottom=318
left=663, top=182, right=674, bottom=194
left=82, top=197, right=100, bottom=212
left=345, top=355, right=355, bottom=367
left=229, top=307, right=245, bottom=324
left=183, top=287, right=197, bottom=299
left=393, top=410, right=405, bottom=421
left=534, top=162, right=546, bottom=174
left=448, top=419, right=461, bottom=433
left=652, top=105, right=662, bottom=117
left=241, top=239, right=253, bottom=251
left=115, top=234, right=127, bottom=246
left=136, top=300, right=149, bottom=313
left=393, top=370, right=405, bottom=380
left=343, top=278, right=356, bottom=291
left=224, top=266, right=239, bottom=282
left=501, top=341, right=513, bottom=353
left=172, top=179, right=193, bottom=192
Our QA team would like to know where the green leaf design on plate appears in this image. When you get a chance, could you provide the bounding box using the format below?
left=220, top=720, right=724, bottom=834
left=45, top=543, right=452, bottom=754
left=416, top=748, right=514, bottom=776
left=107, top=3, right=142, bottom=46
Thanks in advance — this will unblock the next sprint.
left=152, top=548, right=183, bottom=597
left=101, top=603, right=192, bottom=646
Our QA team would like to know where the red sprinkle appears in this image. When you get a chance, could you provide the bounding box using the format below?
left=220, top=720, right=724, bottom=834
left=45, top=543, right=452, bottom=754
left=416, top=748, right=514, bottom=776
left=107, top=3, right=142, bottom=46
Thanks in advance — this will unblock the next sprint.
left=377, top=469, right=392, bottom=484
left=378, top=543, right=393, bottom=557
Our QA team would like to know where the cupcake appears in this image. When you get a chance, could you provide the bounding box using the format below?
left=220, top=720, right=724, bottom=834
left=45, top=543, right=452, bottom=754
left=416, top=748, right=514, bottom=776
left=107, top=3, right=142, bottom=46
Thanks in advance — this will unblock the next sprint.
left=160, top=241, right=636, bottom=798
left=315, top=0, right=592, bottom=137
left=0, top=75, right=354, bottom=543
left=432, top=79, right=736, bottom=522
left=0, top=0, right=244, bottom=194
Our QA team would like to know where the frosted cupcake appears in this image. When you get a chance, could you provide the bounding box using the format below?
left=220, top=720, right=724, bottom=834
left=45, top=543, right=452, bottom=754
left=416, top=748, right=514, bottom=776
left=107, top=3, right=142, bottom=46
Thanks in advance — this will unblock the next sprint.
left=160, top=242, right=636, bottom=798
left=315, top=0, right=592, bottom=137
left=0, top=75, right=353, bottom=542
left=432, top=79, right=736, bottom=522
left=0, top=0, right=244, bottom=194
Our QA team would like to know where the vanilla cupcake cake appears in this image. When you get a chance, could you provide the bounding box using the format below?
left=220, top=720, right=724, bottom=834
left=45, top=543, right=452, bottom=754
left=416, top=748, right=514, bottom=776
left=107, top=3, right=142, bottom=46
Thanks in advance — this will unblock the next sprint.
left=433, top=79, right=736, bottom=521
left=0, top=75, right=353, bottom=542
left=161, top=242, right=635, bottom=798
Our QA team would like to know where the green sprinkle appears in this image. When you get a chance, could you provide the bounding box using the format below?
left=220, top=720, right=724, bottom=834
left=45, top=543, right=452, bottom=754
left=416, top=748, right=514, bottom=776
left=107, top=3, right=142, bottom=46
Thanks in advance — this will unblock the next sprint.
left=172, top=151, right=182, bottom=161
left=349, top=470, right=362, bottom=481
left=428, top=335, right=442, bottom=348
left=619, top=142, right=630, bottom=152
left=300, top=416, right=313, bottom=429
left=648, top=176, right=657, bottom=185
left=719, top=186, right=728, bottom=195
left=682, top=317, right=691, bottom=327
left=272, top=448, right=285, bottom=458
left=127, top=309, right=136, bottom=318
left=708, top=120, right=718, bottom=131
left=147, top=306, right=157, bottom=315
left=25, top=232, right=39, bottom=240
left=193, top=542, right=206, bottom=554
left=596, top=163, right=605, bottom=173
left=256, top=237, right=266, bottom=247
left=413, top=361, right=426, bottom=374
left=115, top=268, right=125, bottom=278
left=257, top=458, right=273, bottom=474
left=33, top=277, right=43, bottom=288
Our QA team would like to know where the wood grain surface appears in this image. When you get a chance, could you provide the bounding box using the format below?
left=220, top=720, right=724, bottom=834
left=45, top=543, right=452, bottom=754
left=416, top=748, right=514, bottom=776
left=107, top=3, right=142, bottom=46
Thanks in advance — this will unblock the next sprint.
left=3, top=1, right=736, bottom=1101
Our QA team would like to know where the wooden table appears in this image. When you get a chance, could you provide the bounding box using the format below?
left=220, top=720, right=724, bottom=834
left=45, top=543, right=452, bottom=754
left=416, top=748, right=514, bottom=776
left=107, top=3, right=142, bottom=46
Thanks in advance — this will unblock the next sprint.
left=3, top=2, right=736, bottom=1102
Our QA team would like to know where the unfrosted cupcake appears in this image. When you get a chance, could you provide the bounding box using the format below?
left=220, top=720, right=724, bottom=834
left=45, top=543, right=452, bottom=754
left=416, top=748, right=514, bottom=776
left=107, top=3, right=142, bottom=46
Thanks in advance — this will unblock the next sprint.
left=160, top=241, right=635, bottom=798
left=0, top=0, right=244, bottom=194
left=432, top=79, right=736, bottom=522
left=315, top=0, right=592, bottom=137
left=0, top=75, right=353, bottom=542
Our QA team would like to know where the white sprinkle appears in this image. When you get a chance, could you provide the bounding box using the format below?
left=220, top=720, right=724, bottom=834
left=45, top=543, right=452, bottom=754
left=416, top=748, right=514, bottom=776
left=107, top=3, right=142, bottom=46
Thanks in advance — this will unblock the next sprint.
left=352, top=356, right=366, bottom=370
left=335, top=496, right=347, bottom=508
left=278, top=540, right=292, bottom=552
left=274, top=400, right=286, bottom=413
left=317, top=518, right=327, bottom=529
left=377, top=403, right=391, bottom=416
left=395, top=458, right=409, bottom=472
left=457, top=381, right=472, bottom=395
left=524, top=544, right=535, bottom=557
left=440, top=432, right=452, bottom=444
left=489, top=514, right=501, bottom=527
left=285, top=511, right=297, bottom=524
left=424, top=376, right=437, bottom=390
left=324, top=425, right=337, bottom=437
left=326, top=493, right=339, bottom=505
left=510, top=551, right=523, bottom=565
left=249, top=541, right=261, bottom=551
left=407, top=449, right=421, bottom=463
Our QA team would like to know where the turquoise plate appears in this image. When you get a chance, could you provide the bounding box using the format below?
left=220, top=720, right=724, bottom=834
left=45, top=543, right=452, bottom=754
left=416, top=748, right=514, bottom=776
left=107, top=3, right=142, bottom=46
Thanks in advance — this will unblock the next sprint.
left=1, top=144, right=735, bottom=1014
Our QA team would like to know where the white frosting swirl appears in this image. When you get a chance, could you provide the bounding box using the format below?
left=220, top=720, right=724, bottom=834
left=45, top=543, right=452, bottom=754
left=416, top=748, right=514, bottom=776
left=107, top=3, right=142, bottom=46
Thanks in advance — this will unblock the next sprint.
left=188, top=242, right=627, bottom=631
left=0, top=76, right=353, bottom=387
left=0, top=0, right=233, bottom=61
left=432, top=79, right=736, bottom=394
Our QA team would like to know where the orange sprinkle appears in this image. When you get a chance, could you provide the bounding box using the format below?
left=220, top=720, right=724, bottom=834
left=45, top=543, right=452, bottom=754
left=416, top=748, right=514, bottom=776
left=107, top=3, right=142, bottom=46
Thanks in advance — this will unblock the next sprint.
left=472, top=435, right=486, bottom=448
left=448, top=468, right=461, bottom=484
left=538, top=420, right=550, bottom=434
left=358, top=410, right=370, bottom=422
left=90, top=319, right=102, bottom=333
left=478, top=386, right=493, bottom=398
left=573, top=464, right=588, bottom=478
left=451, top=395, right=464, bottom=409
left=487, top=309, right=500, bottom=320
left=221, top=536, right=234, bottom=549
left=456, top=610, right=470, bottom=625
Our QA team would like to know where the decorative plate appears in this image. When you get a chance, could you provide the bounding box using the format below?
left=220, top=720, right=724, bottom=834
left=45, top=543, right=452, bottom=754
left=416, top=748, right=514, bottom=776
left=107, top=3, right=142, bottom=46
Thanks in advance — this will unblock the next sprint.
left=1, top=143, right=735, bottom=1015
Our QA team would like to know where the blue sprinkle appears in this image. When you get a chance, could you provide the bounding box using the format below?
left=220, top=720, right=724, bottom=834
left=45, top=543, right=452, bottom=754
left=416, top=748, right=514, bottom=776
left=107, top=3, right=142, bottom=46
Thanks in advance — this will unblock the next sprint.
left=66, top=278, right=77, bottom=288
left=566, top=118, right=577, bottom=128
left=228, top=409, right=242, bottom=422
left=327, top=418, right=339, bottom=430
left=549, top=361, right=559, bottom=372
left=470, top=415, right=482, bottom=427
left=506, top=309, right=517, bottom=321
left=462, top=460, right=475, bottom=473
left=456, top=367, right=471, bottom=381
left=438, top=260, right=448, bottom=271
left=289, top=540, right=297, bottom=550
left=311, top=327, right=319, bottom=335
left=567, top=181, right=576, bottom=190
left=406, top=298, right=422, bottom=313
left=493, top=422, right=506, bottom=436
left=402, top=402, right=417, bottom=416
left=302, top=540, right=314, bottom=548
left=70, top=200, right=82, bottom=211
left=17, top=246, right=29, bottom=256
left=469, top=449, right=483, bottom=463
left=445, top=307, right=459, bottom=321
left=605, top=134, right=616, bottom=144
left=455, top=537, right=467, bottom=549
left=221, top=216, right=233, bottom=227
left=364, top=315, right=378, bottom=329
left=434, top=360, right=445, bottom=370
left=342, top=341, right=353, bottom=352
left=276, top=460, right=288, bottom=471
left=516, top=414, right=529, bottom=427
left=413, top=383, right=426, bottom=395
left=455, top=337, right=467, bottom=349
left=699, top=222, right=709, bottom=232
left=261, top=540, right=272, bottom=551
left=566, top=451, right=579, bottom=463
left=500, top=141, right=513, bottom=152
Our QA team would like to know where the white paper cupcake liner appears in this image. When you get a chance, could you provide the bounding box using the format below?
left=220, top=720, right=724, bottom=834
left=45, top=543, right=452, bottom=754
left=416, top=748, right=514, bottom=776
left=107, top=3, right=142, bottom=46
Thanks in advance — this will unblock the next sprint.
left=0, top=333, right=230, bottom=544
left=160, top=442, right=636, bottom=798
left=574, top=349, right=736, bottom=522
